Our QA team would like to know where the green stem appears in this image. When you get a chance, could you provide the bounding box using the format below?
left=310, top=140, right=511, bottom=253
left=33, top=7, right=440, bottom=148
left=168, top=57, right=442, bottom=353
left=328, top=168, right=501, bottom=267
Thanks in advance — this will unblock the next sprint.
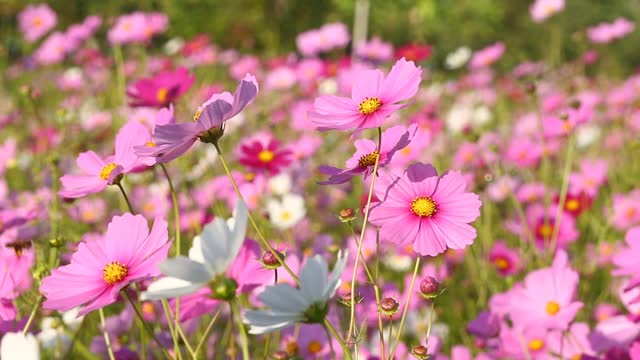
left=194, top=307, right=221, bottom=357
left=347, top=127, right=382, bottom=342
left=213, top=143, right=299, bottom=284
left=389, top=257, right=421, bottom=359
left=99, top=308, right=116, bottom=360
left=21, top=295, right=44, bottom=335
left=122, top=291, right=174, bottom=360
left=324, top=320, right=352, bottom=360
left=116, top=182, right=135, bottom=213
left=424, top=300, right=435, bottom=345
left=324, top=323, right=337, bottom=360
left=230, top=301, right=250, bottom=360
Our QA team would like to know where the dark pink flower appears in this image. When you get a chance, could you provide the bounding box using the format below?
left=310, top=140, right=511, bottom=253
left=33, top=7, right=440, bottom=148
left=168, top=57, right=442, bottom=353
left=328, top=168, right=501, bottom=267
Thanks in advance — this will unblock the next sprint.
left=127, top=67, right=194, bottom=108
left=237, top=133, right=293, bottom=176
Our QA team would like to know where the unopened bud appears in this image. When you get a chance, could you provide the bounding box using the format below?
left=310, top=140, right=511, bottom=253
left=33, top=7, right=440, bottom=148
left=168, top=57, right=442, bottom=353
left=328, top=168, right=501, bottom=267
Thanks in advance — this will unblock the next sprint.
left=412, top=345, right=429, bottom=359
left=338, top=292, right=363, bottom=307
left=261, top=250, right=285, bottom=269
left=338, top=208, right=356, bottom=222
left=420, top=276, right=440, bottom=299
left=380, top=297, right=399, bottom=316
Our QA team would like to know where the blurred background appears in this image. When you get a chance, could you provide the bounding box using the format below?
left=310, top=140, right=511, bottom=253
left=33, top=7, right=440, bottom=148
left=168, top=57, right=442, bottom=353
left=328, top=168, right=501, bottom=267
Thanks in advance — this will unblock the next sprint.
left=1, top=0, right=639, bottom=73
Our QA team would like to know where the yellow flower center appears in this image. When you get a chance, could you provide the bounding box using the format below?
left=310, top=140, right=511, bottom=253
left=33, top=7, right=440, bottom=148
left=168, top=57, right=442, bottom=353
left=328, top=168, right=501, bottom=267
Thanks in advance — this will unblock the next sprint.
left=32, top=17, right=44, bottom=28
left=572, top=355, right=582, bottom=360
left=285, top=341, right=298, bottom=355
left=493, top=257, right=510, bottom=270
left=280, top=211, right=292, bottom=221
left=358, top=97, right=382, bottom=115
left=99, top=163, right=118, bottom=181
left=562, top=121, right=573, bottom=132
left=546, top=301, right=561, bottom=315
left=81, top=210, right=95, bottom=222
left=565, top=199, right=580, bottom=211
left=358, top=151, right=379, bottom=167
left=537, top=223, right=553, bottom=239
left=142, top=302, right=155, bottom=316
left=307, top=340, right=323, bottom=355
left=410, top=197, right=437, bottom=217
left=156, top=88, right=168, bottom=103
left=258, top=150, right=275, bottom=163
left=528, top=339, right=544, bottom=352
left=193, top=108, right=203, bottom=122
left=244, top=172, right=256, bottom=181
left=102, top=261, right=128, bottom=285
left=145, top=141, right=156, bottom=147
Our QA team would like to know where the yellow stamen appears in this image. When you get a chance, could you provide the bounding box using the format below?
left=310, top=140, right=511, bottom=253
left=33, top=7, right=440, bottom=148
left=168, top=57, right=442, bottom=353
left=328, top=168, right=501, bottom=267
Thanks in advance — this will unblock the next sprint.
left=285, top=341, right=298, bottom=355
left=307, top=340, right=323, bottom=355
left=546, top=301, right=560, bottom=315
left=537, top=223, right=553, bottom=239
left=358, top=97, right=382, bottom=115
left=145, top=141, right=156, bottom=147
left=102, top=261, right=128, bottom=285
left=258, top=150, right=275, bottom=163
left=493, top=257, right=510, bottom=270
left=529, top=339, right=544, bottom=352
left=156, top=88, right=168, bottom=103
left=565, top=199, right=580, bottom=211
left=358, top=151, right=379, bottom=167
left=99, top=163, right=118, bottom=181
left=410, top=197, right=437, bottom=217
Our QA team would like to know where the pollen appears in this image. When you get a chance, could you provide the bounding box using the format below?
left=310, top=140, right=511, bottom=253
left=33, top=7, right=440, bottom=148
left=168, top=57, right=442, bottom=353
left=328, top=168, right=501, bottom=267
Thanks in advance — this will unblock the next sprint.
left=307, top=340, right=323, bottom=355
left=145, top=141, right=156, bottom=147
left=537, top=223, right=553, bottom=239
left=258, top=150, right=275, bottom=163
left=358, top=151, right=379, bottom=167
left=156, top=88, right=168, bottom=103
left=358, top=97, right=382, bottom=115
left=565, top=199, right=580, bottom=211
left=99, top=163, right=118, bottom=181
left=102, top=261, right=128, bottom=285
left=285, top=341, right=299, bottom=355
left=528, top=338, right=544, bottom=352
left=280, top=211, right=292, bottom=221
left=493, top=257, right=510, bottom=270
left=410, top=197, right=437, bottom=217
left=193, top=108, right=204, bottom=122
left=546, top=301, right=561, bottom=315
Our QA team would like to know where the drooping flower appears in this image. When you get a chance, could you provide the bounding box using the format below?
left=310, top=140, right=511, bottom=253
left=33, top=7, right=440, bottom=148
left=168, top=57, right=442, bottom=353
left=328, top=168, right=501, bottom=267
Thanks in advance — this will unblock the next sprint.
left=127, top=67, right=194, bottom=108
left=40, top=214, right=170, bottom=316
left=243, top=251, right=348, bottom=334
left=18, top=4, right=57, bottom=43
left=135, top=74, right=258, bottom=163
left=59, top=121, right=149, bottom=198
left=141, top=202, right=248, bottom=301
left=308, top=58, right=421, bottom=132
left=368, top=163, right=482, bottom=257
left=318, top=124, right=417, bottom=185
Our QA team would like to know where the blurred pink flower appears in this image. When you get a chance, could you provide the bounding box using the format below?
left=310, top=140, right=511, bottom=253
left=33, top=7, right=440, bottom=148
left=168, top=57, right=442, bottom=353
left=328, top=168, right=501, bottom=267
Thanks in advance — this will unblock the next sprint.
left=18, top=4, right=57, bottom=43
left=355, top=36, right=394, bottom=63
left=369, top=163, right=481, bottom=256
left=40, top=214, right=170, bottom=316
left=127, top=67, right=194, bottom=108
left=488, top=241, right=521, bottom=276
left=530, top=0, right=565, bottom=23
left=469, top=42, right=505, bottom=69
left=587, top=18, right=635, bottom=44
left=611, top=190, right=640, bottom=230
left=236, top=133, right=293, bottom=175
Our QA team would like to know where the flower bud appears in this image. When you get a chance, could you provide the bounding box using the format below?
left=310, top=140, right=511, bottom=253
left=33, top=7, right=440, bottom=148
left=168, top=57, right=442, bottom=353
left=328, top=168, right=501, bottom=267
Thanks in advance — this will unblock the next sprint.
left=338, top=208, right=356, bottom=222
left=380, top=297, right=399, bottom=316
left=420, top=276, right=440, bottom=299
left=412, top=345, right=429, bottom=359
left=338, top=292, right=363, bottom=307
left=261, top=250, right=285, bottom=269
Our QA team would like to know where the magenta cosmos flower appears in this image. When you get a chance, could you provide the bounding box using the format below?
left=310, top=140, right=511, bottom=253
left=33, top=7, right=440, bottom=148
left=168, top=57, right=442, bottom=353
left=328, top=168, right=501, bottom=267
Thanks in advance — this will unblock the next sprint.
left=308, top=58, right=422, bottom=132
left=59, top=121, right=148, bottom=198
left=612, top=227, right=640, bottom=297
left=18, top=4, right=57, bottom=43
left=127, top=67, right=194, bottom=108
left=318, top=124, right=417, bottom=184
left=469, top=42, right=505, bottom=69
left=135, top=74, right=258, bottom=163
left=40, top=214, right=170, bottom=316
left=368, top=163, right=482, bottom=256
left=236, top=132, right=293, bottom=175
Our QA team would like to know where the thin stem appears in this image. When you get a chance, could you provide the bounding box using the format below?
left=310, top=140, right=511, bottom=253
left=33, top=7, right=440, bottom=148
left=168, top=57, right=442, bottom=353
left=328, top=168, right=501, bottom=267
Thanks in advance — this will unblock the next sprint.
left=424, top=300, right=435, bottom=344
left=194, top=307, right=222, bottom=357
left=99, top=308, right=116, bottom=360
left=122, top=291, right=173, bottom=360
left=213, top=143, right=299, bottom=284
left=387, top=316, right=393, bottom=353
left=116, top=182, right=134, bottom=213
left=324, top=320, right=352, bottom=360
left=21, top=295, right=43, bottom=335
left=324, top=323, right=337, bottom=360
left=389, top=257, right=421, bottom=359
left=160, top=299, right=194, bottom=358
left=160, top=163, right=183, bottom=352
left=347, top=127, right=382, bottom=342
left=549, top=134, right=575, bottom=257
left=374, top=229, right=385, bottom=358
left=230, top=301, right=250, bottom=360
left=263, top=334, right=271, bottom=360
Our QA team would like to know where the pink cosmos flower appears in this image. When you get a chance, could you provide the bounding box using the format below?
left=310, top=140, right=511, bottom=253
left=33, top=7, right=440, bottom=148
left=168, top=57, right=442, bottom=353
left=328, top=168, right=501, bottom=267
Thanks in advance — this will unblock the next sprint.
left=308, top=58, right=422, bottom=132
left=40, top=214, right=170, bottom=316
left=569, top=159, right=608, bottom=197
left=506, top=250, right=583, bottom=330
left=368, top=163, right=482, bottom=256
left=499, top=325, right=552, bottom=359
left=612, top=227, right=640, bottom=297
left=236, top=133, right=293, bottom=176
left=318, top=124, right=417, bottom=184
left=296, top=23, right=350, bottom=57
left=469, top=42, right=505, bottom=69
left=611, top=190, right=640, bottom=230
left=59, top=121, right=148, bottom=198
left=33, top=32, right=68, bottom=66
left=355, top=36, right=394, bottom=63
left=107, top=12, right=168, bottom=45
left=530, top=0, right=565, bottom=23
left=135, top=74, right=258, bottom=163
left=18, top=4, right=57, bottom=43
left=509, top=203, right=579, bottom=250
left=505, top=137, right=542, bottom=169
left=488, top=241, right=521, bottom=276
left=587, top=18, right=635, bottom=44
left=127, top=67, right=194, bottom=108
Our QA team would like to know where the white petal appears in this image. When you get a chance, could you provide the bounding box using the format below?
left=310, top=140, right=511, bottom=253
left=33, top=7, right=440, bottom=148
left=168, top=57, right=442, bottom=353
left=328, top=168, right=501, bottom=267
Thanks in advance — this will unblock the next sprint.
left=200, top=217, right=232, bottom=274
left=187, top=235, right=206, bottom=263
left=243, top=310, right=298, bottom=334
left=141, top=277, right=204, bottom=300
left=299, top=256, right=328, bottom=303
left=159, top=257, right=212, bottom=283
left=258, top=284, right=310, bottom=313
left=1, top=332, right=39, bottom=360
left=324, top=250, right=350, bottom=299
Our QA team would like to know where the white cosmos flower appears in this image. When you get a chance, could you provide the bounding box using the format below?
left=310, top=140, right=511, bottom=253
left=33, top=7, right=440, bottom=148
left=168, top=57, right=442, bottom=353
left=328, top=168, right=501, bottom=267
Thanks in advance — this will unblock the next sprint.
left=243, top=251, right=348, bottom=334
left=1, top=332, right=40, bottom=360
left=266, top=193, right=306, bottom=230
left=37, top=308, right=83, bottom=351
left=268, top=173, right=292, bottom=196
left=141, top=201, right=248, bottom=301
left=445, top=46, right=471, bottom=69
